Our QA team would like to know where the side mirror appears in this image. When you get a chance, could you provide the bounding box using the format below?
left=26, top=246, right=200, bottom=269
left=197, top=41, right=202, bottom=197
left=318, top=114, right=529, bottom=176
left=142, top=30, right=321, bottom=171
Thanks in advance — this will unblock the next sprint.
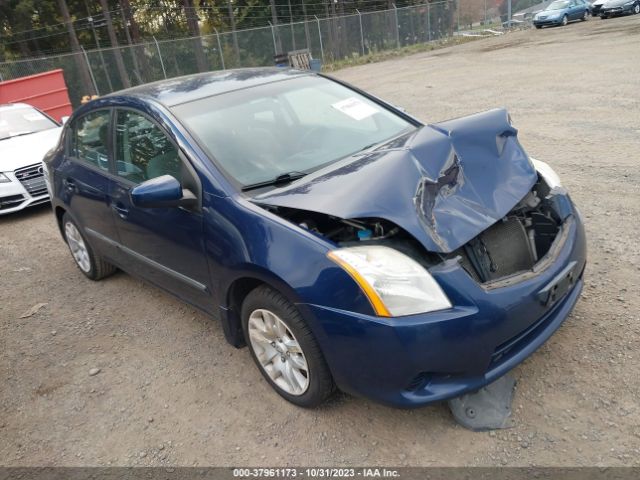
left=60, top=116, right=70, bottom=125
left=130, top=174, right=197, bottom=209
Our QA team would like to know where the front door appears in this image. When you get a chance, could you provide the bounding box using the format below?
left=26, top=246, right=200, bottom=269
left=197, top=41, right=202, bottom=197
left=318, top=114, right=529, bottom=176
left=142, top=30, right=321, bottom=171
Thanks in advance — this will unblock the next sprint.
left=109, top=108, right=211, bottom=309
left=60, top=108, right=120, bottom=261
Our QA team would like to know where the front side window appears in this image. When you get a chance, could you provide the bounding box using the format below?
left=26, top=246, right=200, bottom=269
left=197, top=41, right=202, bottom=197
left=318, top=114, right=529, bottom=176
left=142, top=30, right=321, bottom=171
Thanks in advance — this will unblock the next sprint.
left=70, top=110, right=110, bottom=172
left=114, top=110, right=181, bottom=184
left=171, top=76, right=415, bottom=189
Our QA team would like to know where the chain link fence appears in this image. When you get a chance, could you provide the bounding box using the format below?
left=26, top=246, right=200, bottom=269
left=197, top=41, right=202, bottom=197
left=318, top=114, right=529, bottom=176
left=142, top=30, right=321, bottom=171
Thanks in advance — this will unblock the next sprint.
left=0, top=1, right=511, bottom=107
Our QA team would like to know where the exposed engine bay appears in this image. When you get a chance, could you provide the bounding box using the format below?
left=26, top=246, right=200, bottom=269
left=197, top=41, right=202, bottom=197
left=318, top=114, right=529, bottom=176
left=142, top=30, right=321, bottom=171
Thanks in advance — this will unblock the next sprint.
left=261, top=175, right=566, bottom=285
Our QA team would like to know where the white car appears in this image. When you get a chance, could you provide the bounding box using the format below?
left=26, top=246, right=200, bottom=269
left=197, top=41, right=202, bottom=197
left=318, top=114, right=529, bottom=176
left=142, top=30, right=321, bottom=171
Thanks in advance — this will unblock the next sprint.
left=0, top=103, right=62, bottom=214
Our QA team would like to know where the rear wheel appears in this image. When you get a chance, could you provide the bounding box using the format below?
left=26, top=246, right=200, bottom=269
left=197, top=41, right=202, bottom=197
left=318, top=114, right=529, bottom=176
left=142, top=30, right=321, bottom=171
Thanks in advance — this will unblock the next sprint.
left=241, top=285, right=335, bottom=407
left=63, top=213, right=116, bottom=280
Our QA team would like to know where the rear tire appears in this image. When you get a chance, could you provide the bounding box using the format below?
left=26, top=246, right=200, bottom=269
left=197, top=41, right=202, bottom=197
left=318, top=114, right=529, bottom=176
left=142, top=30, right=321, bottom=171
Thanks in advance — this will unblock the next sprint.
left=62, top=213, right=116, bottom=281
left=241, top=285, right=335, bottom=407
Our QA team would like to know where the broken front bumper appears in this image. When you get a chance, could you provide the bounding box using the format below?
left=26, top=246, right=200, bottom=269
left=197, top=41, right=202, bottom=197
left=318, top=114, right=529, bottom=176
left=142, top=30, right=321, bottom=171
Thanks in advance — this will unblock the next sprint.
left=302, top=208, right=586, bottom=407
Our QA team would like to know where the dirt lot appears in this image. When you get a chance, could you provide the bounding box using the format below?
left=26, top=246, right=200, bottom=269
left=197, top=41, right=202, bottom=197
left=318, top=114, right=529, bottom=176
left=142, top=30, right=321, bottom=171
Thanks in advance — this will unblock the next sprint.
left=2, top=15, right=640, bottom=467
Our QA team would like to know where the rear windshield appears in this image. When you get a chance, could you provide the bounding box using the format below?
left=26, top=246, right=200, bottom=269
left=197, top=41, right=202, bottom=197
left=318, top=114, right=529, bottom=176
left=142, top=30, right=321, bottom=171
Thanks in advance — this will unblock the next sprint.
left=171, top=76, right=415, bottom=188
left=0, top=106, right=58, bottom=141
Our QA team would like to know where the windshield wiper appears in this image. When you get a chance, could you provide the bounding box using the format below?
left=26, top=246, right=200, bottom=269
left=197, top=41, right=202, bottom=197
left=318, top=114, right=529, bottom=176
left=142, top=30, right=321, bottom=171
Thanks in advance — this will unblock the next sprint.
left=241, top=171, right=308, bottom=192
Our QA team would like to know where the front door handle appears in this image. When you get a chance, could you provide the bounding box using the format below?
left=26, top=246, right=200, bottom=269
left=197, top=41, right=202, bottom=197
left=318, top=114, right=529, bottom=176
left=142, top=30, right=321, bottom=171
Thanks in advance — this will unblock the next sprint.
left=112, top=203, right=129, bottom=219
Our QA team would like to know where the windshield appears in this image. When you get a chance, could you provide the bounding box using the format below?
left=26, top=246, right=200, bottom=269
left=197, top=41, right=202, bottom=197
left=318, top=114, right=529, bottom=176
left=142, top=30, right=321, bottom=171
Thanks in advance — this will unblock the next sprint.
left=0, top=106, right=58, bottom=141
left=172, top=76, right=415, bottom=188
left=547, top=0, right=570, bottom=9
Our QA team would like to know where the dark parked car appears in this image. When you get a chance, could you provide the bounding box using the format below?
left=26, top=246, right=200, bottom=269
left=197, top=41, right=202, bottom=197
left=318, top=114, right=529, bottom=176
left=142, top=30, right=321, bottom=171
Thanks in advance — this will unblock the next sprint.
left=533, top=0, right=590, bottom=27
left=600, top=0, right=640, bottom=17
left=44, top=69, right=586, bottom=408
left=590, top=0, right=606, bottom=15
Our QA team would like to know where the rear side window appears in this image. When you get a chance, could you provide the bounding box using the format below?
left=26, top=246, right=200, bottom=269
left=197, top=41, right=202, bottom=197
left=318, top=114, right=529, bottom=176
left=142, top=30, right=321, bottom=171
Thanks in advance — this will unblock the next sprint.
left=114, top=110, right=181, bottom=184
left=70, top=110, right=111, bottom=172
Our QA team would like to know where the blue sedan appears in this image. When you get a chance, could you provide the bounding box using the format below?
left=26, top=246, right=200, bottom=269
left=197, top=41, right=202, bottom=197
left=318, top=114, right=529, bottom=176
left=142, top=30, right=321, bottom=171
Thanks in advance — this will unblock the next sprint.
left=44, top=69, right=586, bottom=408
left=533, top=0, right=590, bottom=27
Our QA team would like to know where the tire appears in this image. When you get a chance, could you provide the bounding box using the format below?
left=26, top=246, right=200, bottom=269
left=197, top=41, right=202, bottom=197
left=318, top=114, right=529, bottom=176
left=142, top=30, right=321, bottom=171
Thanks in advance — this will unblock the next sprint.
left=601, top=13, right=608, bottom=18
left=241, top=285, right=335, bottom=407
left=634, top=3, right=640, bottom=14
left=561, top=14, right=568, bottom=25
left=62, top=213, right=117, bottom=280
left=582, top=10, right=588, bottom=20
left=535, top=24, right=542, bottom=28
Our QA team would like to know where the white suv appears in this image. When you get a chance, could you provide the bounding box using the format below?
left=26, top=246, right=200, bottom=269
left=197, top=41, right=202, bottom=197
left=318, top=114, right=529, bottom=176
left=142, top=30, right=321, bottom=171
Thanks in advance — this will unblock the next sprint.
left=0, top=103, right=62, bottom=214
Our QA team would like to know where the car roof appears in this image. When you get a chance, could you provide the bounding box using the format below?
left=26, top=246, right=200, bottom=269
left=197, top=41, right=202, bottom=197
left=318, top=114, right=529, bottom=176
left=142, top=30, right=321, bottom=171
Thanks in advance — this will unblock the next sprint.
left=107, top=68, right=312, bottom=108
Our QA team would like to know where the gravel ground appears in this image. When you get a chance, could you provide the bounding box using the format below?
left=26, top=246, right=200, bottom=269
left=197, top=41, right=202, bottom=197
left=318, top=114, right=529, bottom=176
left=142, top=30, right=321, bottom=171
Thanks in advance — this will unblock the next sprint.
left=1, top=15, right=639, bottom=467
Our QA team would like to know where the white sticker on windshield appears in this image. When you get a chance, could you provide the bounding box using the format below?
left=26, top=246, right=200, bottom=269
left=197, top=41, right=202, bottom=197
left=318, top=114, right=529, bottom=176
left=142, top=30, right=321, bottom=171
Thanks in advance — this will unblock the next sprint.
left=331, top=97, right=379, bottom=121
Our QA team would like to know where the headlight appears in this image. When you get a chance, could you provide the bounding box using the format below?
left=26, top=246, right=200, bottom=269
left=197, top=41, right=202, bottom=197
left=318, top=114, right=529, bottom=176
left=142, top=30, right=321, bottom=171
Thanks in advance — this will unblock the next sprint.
left=531, top=158, right=562, bottom=189
left=328, top=246, right=452, bottom=317
left=0, top=172, right=12, bottom=183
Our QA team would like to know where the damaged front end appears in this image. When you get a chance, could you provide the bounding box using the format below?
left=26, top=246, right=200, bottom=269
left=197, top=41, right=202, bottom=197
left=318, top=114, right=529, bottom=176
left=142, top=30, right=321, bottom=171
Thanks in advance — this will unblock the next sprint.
left=254, top=108, right=576, bottom=291
left=260, top=173, right=573, bottom=289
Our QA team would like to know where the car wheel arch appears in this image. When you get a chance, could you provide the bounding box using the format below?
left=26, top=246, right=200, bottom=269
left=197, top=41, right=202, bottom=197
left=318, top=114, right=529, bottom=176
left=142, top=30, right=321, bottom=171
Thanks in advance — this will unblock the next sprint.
left=221, top=271, right=310, bottom=348
left=55, top=205, right=67, bottom=238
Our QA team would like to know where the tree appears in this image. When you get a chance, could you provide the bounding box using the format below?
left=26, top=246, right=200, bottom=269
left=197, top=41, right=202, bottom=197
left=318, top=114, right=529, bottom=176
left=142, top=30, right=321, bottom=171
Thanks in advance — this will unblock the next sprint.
left=183, top=0, right=208, bottom=72
left=56, top=0, right=95, bottom=95
left=98, top=0, right=131, bottom=88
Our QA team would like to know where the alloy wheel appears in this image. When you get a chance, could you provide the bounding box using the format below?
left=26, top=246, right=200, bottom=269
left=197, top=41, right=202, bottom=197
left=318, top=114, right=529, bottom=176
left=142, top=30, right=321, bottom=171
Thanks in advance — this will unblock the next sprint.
left=635, top=3, right=639, bottom=13
left=65, top=221, right=91, bottom=273
left=562, top=15, right=568, bottom=25
left=247, top=308, right=310, bottom=395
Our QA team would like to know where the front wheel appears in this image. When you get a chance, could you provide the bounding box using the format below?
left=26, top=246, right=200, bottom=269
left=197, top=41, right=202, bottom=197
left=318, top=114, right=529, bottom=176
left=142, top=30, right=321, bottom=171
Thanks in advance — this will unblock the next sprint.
left=63, top=213, right=116, bottom=280
left=634, top=3, right=640, bottom=14
left=241, top=285, right=335, bottom=407
left=582, top=10, right=589, bottom=20
left=561, top=14, right=568, bottom=25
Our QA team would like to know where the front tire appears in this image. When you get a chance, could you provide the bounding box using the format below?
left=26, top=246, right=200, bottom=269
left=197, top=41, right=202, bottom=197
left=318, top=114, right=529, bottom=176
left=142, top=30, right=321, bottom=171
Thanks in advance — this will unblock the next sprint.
left=582, top=10, right=588, bottom=20
left=634, top=3, right=640, bottom=14
left=62, top=213, right=116, bottom=280
left=241, top=285, right=335, bottom=407
left=561, top=14, right=568, bottom=25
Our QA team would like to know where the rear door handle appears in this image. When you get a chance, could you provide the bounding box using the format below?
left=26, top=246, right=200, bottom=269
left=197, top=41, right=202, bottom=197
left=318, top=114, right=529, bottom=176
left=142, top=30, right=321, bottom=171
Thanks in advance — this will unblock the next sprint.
left=64, top=178, right=76, bottom=191
left=112, top=203, right=129, bottom=219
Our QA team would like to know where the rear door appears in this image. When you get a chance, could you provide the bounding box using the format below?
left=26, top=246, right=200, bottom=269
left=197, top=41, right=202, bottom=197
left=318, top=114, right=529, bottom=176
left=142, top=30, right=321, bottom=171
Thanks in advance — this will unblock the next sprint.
left=108, top=108, right=211, bottom=309
left=59, top=109, right=120, bottom=260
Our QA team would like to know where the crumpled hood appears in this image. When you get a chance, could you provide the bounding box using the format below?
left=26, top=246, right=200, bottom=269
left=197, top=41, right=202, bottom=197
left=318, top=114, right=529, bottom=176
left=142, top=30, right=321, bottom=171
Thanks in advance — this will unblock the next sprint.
left=0, top=127, right=62, bottom=172
left=254, top=108, right=538, bottom=254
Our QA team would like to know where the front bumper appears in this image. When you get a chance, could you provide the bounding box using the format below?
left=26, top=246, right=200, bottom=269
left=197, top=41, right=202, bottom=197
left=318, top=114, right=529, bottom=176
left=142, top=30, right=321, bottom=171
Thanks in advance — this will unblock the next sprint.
left=303, top=209, right=587, bottom=407
left=0, top=166, right=50, bottom=215
left=601, top=4, right=634, bottom=15
left=533, top=17, right=563, bottom=25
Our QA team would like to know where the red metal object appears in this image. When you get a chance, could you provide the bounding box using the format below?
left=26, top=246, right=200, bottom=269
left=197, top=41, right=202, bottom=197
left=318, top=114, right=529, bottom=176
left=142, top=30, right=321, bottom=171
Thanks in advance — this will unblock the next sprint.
left=0, top=69, right=72, bottom=122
